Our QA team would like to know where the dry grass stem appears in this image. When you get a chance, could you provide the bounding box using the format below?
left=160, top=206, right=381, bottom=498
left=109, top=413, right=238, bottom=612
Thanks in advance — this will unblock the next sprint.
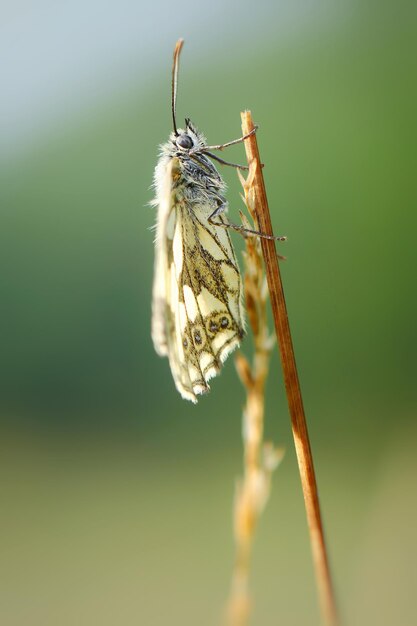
left=225, top=161, right=284, bottom=626
left=239, top=110, right=339, bottom=626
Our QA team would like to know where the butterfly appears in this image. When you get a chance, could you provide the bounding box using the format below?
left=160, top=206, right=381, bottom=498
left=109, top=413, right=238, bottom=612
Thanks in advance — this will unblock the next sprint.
left=151, top=39, right=284, bottom=402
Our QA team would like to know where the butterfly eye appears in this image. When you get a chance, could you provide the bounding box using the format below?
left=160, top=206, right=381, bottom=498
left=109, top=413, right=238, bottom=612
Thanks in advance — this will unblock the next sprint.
left=176, top=134, right=193, bottom=149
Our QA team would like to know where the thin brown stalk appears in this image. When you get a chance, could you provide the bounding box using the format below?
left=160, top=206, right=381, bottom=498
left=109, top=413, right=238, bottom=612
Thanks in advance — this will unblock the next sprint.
left=225, top=162, right=283, bottom=626
left=240, top=110, right=339, bottom=626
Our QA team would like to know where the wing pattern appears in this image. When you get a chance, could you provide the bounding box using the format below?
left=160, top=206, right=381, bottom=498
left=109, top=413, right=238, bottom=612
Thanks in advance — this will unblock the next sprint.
left=152, top=158, right=245, bottom=402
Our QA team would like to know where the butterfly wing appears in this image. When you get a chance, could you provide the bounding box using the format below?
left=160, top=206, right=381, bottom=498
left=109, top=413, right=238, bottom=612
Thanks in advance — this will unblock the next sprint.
left=152, top=157, right=245, bottom=402
left=151, top=158, right=171, bottom=358
left=152, top=158, right=197, bottom=401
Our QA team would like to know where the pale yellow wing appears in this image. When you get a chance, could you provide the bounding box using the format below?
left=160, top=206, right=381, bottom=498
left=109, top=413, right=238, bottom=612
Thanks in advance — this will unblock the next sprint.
left=151, top=159, right=172, bottom=357
left=152, top=158, right=196, bottom=401
left=152, top=158, right=245, bottom=402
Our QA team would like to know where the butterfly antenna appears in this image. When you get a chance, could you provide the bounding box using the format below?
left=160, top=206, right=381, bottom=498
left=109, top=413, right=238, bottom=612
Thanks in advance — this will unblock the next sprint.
left=172, top=39, right=184, bottom=137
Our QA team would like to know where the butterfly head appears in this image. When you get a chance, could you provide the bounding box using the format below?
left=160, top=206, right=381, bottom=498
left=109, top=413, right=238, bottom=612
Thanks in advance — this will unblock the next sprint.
left=174, top=118, right=206, bottom=152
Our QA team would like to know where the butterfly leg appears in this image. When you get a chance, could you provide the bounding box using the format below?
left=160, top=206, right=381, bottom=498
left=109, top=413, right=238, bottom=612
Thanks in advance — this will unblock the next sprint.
left=204, top=151, right=249, bottom=170
left=194, top=127, right=258, bottom=153
left=188, top=128, right=259, bottom=160
left=209, top=203, right=287, bottom=243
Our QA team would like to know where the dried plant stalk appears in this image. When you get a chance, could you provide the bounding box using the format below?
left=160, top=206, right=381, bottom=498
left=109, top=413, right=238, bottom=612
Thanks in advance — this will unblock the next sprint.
left=225, top=162, right=284, bottom=626
left=240, top=110, right=339, bottom=626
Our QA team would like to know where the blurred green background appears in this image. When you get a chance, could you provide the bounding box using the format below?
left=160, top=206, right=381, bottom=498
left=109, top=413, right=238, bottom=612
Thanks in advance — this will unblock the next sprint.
left=1, top=1, right=416, bottom=625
